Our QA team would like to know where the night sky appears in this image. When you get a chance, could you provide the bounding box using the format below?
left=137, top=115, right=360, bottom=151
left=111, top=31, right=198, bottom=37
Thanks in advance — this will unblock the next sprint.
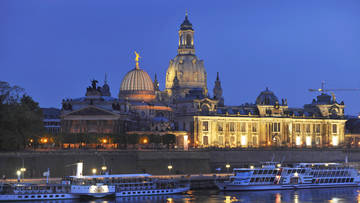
left=2, top=1, right=360, bottom=115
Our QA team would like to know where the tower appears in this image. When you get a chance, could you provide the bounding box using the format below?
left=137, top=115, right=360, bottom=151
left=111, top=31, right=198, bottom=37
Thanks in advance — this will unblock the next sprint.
left=165, top=14, right=208, bottom=98
left=178, top=12, right=195, bottom=55
left=213, top=72, right=224, bottom=106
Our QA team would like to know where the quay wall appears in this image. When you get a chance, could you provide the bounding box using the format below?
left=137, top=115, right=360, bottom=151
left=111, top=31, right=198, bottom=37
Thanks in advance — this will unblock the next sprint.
left=0, top=149, right=359, bottom=178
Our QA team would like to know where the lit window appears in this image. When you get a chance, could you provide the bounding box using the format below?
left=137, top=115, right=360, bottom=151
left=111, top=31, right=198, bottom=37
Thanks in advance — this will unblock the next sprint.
left=241, top=135, right=247, bottom=146
left=296, top=136, right=301, bottom=146
left=332, top=136, right=339, bottom=146
left=314, top=124, right=320, bottom=133
left=306, top=136, right=312, bottom=147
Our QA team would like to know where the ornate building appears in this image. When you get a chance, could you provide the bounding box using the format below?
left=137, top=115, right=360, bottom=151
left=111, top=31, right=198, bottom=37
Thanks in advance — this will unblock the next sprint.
left=60, top=14, right=347, bottom=148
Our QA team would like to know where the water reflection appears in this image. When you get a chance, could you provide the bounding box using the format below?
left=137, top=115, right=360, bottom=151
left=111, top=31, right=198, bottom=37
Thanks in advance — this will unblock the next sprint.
left=12, top=188, right=360, bottom=203
left=220, top=187, right=360, bottom=203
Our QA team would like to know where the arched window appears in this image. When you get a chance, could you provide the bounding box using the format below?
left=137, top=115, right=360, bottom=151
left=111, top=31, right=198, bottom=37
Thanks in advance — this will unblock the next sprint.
left=186, top=34, right=192, bottom=46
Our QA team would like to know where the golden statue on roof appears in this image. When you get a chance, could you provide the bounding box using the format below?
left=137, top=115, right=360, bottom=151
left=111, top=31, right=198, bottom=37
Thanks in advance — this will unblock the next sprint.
left=135, top=51, right=140, bottom=69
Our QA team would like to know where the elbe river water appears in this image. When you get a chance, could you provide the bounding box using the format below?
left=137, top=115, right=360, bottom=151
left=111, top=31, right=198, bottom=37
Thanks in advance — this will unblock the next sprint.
left=14, top=188, right=360, bottom=203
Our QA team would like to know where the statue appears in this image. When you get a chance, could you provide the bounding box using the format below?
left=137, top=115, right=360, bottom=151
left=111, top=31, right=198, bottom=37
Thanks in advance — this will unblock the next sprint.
left=135, top=51, right=140, bottom=69
left=91, top=80, right=98, bottom=89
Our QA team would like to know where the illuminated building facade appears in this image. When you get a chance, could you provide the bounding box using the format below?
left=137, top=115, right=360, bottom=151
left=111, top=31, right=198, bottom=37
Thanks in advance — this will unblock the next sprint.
left=60, top=14, right=346, bottom=148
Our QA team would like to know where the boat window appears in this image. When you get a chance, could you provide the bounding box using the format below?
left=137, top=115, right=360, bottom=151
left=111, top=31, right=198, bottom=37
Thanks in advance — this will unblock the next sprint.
left=31, top=196, right=35, bottom=198
left=329, top=179, right=333, bottom=183
left=351, top=178, right=354, bottom=182
left=301, top=169, right=305, bottom=174
left=25, top=196, right=28, bottom=198
left=258, top=170, right=263, bottom=175
left=18, top=196, right=22, bottom=198
left=250, top=178, right=254, bottom=183
left=255, top=178, right=260, bottom=182
left=263, top=170, right=268, bottom=174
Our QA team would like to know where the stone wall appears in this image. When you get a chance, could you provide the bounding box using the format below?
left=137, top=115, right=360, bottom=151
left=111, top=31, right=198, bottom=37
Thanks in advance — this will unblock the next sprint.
left=0, top=149, right=358, bottom=178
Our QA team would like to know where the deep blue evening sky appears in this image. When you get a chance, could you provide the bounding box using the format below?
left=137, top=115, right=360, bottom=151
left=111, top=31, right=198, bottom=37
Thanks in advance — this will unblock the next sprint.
left=2, top=1, right=360, bottom=115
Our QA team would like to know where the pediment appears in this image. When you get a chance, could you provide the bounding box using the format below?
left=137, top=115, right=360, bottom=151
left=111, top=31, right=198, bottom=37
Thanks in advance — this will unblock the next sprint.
left=66, top=106, right=116, bottom=116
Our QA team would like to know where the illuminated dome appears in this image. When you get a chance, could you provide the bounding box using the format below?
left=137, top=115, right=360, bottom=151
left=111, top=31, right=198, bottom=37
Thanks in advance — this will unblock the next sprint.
left=256, top=88, right=279, bottom=105
left=165, top=15, right=208, bottom=96
left=119, top=68, right=155, bottom=102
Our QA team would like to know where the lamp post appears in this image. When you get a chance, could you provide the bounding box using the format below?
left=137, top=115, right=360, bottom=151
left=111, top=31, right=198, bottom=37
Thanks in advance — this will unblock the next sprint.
left=225, top=163, right=231, bottom=173
left=92, top=168, right=97, bottom=175
left=101, top=166, right=107, bottom=175
left=167, top=164, right=173, bottom=175
left=16, top=170, right=21, bottom=182
left=20, top=167, right=26, bottom=180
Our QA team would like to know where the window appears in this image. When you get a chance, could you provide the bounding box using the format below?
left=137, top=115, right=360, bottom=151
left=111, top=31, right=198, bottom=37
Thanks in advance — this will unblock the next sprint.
left=306, top=124, right=310, bottom=133
left=252, top=136, right=258, bottom=146
left=273, top=123, right=280, bottom=132
left=217, top=123, right=223, bottom=132
left=332, top=124, right=337, bottom=134
left=296, top=136, right=301, bottom=146
left=240, top=123, right=246, bottom=132
left=314, top=124, right=320, bottom=133
left=241, top=135, right=247, bottom=146
left=202, top=121, right=209, bottom=132
left=230, top=136, right=235, bottom=145
left=230, top=122, right=235, bottom=132
left=252, top=123, right=258, bottom=133
left=316, top=137, right=321, bottom=145
left=332, top=136, right=339, bottom=146
left=306, top=136, right=311, bottom=147
left=295, top=124, right=301, bottom=133
left=203, top=136, right=209, bottom=145
left=218, top=136, right=224, bottom=145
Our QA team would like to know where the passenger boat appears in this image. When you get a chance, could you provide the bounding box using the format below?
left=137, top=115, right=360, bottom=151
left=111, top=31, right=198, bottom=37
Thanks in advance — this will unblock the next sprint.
left=0, top=183, right=77, bottom=201
left=64, top=161, right=190, bottom=197
left=64, top=173, right=190, bottom=197
left=216, top=162, right=360, bottom=191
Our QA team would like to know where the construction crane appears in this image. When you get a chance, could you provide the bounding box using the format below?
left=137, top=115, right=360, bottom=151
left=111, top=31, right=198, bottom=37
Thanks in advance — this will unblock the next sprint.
left=309, top=81, right=360, bottom=93
left=308, top=81, right=360, bottom=102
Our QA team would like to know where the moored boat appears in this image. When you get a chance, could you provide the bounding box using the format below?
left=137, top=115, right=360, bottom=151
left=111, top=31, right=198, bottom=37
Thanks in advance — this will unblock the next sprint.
left=216, top=162, right=360, bottom=191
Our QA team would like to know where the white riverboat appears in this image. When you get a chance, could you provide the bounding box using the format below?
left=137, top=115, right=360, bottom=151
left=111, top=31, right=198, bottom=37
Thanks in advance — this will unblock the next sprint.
left=216, top=162, right=360, bottom=191
left=65, top=173, right=190, bottom=197
left=0, top=183, right=77, bottom=201
left=65, top=162, right=190, bottom=197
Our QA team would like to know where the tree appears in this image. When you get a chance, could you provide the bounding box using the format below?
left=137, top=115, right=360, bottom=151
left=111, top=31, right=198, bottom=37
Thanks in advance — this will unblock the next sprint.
left=0, top=81, right=44, bottom=151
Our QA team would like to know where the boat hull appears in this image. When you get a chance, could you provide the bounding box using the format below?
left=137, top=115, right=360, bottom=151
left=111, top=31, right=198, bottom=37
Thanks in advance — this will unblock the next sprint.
left=115, top=186, right=190, bottom=197
left=0, top=193, right=78, bottom=201
left=216, top=182, right=360, bottom=191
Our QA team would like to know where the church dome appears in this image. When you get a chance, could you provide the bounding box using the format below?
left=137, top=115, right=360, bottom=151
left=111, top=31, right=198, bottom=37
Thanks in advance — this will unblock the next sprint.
left=165, top=54, right=207, bottom=93
left=119, top=68, right=155, bottom=101
left=256, top=88, right=279, bottom=105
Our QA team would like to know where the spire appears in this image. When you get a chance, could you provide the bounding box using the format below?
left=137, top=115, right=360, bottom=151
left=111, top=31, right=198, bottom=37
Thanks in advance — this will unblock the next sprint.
left=104, top=73, right=108, bottom=84
left=213, top=72, right=224, bottom=106
left=180, top=12, right=193, bottom=31
left=153, top=73, right=159, bottom=91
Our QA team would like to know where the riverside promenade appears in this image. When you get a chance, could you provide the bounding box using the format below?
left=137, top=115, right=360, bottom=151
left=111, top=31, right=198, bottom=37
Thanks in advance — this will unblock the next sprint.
left=1, top=148, right=359, bottom=178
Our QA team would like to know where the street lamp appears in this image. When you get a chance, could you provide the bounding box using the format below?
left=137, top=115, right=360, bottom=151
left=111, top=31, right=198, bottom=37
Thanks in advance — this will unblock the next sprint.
left=20, top=167, right=26, bottom=179
left=167, top=164, right=173, bottom=174
left=92, top=168, right=97, bottom=175
left=16, top=170, right=21, bottom=182
left=101, top=166, right=107, bottom=175
left=225, top=163, right=231, bottom=173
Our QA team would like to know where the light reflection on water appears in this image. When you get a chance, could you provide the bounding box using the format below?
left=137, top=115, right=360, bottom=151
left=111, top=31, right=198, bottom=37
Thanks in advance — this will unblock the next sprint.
left=13, top=188, right=360, bottom=203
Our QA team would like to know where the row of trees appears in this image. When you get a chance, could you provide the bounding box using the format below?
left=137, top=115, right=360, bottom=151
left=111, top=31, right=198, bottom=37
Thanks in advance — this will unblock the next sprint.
left=0, top=81, right=44, bottom=151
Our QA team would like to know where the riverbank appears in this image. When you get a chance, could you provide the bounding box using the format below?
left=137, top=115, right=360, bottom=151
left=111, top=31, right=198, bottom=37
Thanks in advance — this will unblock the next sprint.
left=0, top=149, right=359, bottom=178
